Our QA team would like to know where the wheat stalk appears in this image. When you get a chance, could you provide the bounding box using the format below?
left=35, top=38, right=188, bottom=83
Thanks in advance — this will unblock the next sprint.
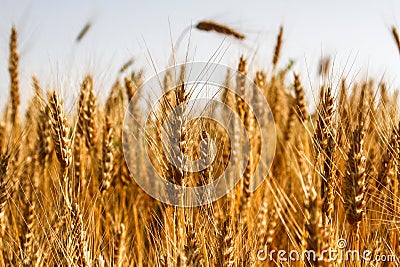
left=8, top=27, right=20, bottom=128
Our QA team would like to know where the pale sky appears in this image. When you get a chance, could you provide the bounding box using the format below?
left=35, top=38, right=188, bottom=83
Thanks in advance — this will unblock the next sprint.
left=0, top=0, right=400, bottom=110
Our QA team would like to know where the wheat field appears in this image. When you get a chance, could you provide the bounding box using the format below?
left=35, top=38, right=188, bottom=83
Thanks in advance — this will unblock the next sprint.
left=0, top=23, right=400, bottom=267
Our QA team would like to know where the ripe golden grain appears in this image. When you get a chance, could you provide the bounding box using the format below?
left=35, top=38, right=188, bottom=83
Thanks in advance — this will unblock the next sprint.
left=0, top=24, right=398, bottom=267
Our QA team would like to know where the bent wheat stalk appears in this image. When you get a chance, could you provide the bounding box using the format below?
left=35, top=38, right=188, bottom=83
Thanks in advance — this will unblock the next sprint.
left=196, top=20, right=245, bottom=40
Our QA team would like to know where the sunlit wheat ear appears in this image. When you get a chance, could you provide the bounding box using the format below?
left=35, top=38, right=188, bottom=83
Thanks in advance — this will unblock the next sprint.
left=76, top=77, right=87, bottom=136
left=74, top=76, right=89, bottom=190
left=253, top=70, right=267, bottom=102
left=32, top=75, right=42, bottom=96
left=125, top=73, right=143, bottom=122
left=37, top=105, right=52, bottom=170
left=48, top=91, right=72, bottom=205
left=8, top=26, right=20, bottom=129
left=124, top=76, right=136, bottom=102
left=198, top=130, right=213, bottom=187
left=283, top=96, right=296, bottom=144
left=239, top=109, right=255, bottom=217
left=99, top=116, right=114, bottom=193
left=256, top=183, right=271, bottom=249
left=33, top=124, right=48, bottom=259
left=234, top=55, right=254, bottom=220
left=343, top=114, right=367, bottom=233
left=265, top=204, right=280, bottom=249
left=293, top=72, right=308, bottom=122
left=321, top=136, right=336, bottom=224
left=73, top=133, right=83, bottom=194
left=269, top=73, right=284, bottom=126
left=338, top=78, right=348, bottom=109
left=376, top=127, right=398, bottom=194
left=160, top=82, right=189, bottom=190
left=29, top=76, right=44, bottom=121
left=221, top=217, right=235, bottom=267
left=105, top=80, right=122, bottom=116
left=82, top=76, right=97, bottom=148
left=236, top=55, right=247, bottom=121
left=314, top=86, right=334, bottom=154
left=272, top=25, right=283, bottom=69
left=250, top=72, right=266, bottom=157
left=20, top=138, right=38, bottom=265
left=49, top=91, right=71, bottom=170
left=195, top=20, right=245, bottom=40
left=185, top=223, right=204, bottom=265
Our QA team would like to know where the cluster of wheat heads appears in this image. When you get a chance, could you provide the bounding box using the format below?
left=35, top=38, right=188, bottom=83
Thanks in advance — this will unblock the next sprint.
left=0, top=24, right=400, bottom=267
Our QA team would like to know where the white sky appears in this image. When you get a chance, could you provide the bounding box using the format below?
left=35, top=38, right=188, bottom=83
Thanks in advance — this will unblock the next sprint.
left=0, top=0, right=400, bottom=111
